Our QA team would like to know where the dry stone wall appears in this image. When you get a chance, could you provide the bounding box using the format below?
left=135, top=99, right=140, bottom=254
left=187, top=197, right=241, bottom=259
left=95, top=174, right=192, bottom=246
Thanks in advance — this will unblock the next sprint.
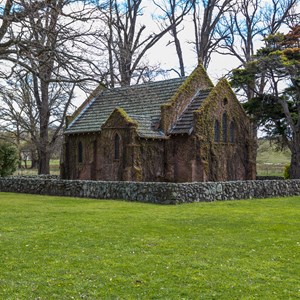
left=0, top=177, right=300, bottom=204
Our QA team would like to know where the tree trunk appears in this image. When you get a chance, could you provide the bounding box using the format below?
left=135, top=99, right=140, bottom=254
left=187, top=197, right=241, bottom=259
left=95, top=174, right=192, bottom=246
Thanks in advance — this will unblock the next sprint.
left=38, top=125, right=50, bottom=174
left=30, top=150, right=38, bottom=169
left=38, top=80, right=51, bottom=175
left=38, top=146, right=50, bottom=174
left=120, top=57, right=132, bottom=86
left=198, top=32, right=209, bottom=69
left=108, top=0, right=115, bottom=88
left=169, top=7, right=185, bottom=77
left=289, top=132, right=300, bottom=179
left=173, top=29, right=185, bottom=77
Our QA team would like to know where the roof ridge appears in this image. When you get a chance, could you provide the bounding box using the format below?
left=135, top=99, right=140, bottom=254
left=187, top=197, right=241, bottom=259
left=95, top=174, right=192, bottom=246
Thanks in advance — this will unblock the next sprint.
left=64, top=75, right=191, bottom=136
left=105, top=77, right=187, bottom=92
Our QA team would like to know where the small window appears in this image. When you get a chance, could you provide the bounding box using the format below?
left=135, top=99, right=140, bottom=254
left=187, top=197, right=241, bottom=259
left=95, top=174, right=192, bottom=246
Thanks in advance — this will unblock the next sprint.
left=114, top=133, right=120, bottom=160
left=223, top=98, right=228, bottom=106
left=230, top=121, right=235, bottom=143
left=222, top=112, right=228, bottom=142
left=78, top=141, right=83, bottom=163
left=214, top=120, right=220, bottom=142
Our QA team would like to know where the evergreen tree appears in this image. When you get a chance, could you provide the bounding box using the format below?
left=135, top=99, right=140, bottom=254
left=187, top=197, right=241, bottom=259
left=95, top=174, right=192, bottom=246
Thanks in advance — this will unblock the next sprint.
left=0, top=143, right=18, bottom=177
left=231, top=26, right=300, bottom=178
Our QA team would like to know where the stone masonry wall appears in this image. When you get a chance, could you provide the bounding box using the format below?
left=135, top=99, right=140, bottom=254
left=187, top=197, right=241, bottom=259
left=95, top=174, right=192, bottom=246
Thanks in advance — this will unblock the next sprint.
left=0, top=177, right=300, bottom=204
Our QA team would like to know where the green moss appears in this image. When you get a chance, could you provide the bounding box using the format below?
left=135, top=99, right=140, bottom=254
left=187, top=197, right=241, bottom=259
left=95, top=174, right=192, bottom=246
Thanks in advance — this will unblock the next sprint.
left=162, top=64, right=214, bottom=109
left=115, top=108, right=138, bottom=126
left=133, top=166, right=142, bottom=181
left=194, top=78, right=255, bottom=177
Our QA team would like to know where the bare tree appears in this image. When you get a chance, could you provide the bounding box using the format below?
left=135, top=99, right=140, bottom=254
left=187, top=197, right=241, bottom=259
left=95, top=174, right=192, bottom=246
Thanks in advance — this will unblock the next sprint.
left=97, top=0, right=193, bottom=86
left=217, top=0, right=298, bottom=101
left=262, top=0, right=300, bottom=34
left=0, top=0, right=106, bottom=174
left=0, top=72, right=76, bottom=171
left=152, top=0, right=195, bottom=77
left=192, top=0, right=234, bottom=69
left=219, top=0, right=298, bottom=65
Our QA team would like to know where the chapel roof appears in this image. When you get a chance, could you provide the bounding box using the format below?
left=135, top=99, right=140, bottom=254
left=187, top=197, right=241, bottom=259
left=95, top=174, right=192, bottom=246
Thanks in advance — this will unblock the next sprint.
left=65, top=69, right=212, bottom=138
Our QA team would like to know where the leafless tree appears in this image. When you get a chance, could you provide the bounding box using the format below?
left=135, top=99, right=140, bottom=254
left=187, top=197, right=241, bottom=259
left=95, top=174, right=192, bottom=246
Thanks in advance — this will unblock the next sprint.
left=96, top=0, right=194, bottom=86
left=192, top=0, right=234, bottom=69
left=0, top=72, right=76, bottom=170
left=262, top=0, right=300, bottom=35
left=216, top=0, right=298, bottom=101
left=152, top=0, right=195, bottom=77
left=218, top=0, right=298, bottom=65
left=0, top=0, right=106, bottom=174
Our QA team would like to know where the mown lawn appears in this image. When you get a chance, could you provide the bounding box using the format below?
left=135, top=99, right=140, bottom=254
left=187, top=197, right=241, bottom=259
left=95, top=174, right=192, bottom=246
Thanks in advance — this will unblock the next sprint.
left=0, top=193, right=299, bottom=299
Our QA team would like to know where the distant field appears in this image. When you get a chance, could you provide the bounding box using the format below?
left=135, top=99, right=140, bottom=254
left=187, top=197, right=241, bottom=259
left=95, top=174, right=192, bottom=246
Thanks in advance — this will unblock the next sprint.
left=0, top=193, right=299, bottom=299
left=256, top=140, right=291, bottom=177
left=15, top=159, right=60, bottom=176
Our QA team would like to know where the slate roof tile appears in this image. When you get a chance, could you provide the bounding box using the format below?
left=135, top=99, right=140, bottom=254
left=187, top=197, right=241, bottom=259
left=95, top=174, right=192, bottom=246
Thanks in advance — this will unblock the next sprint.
left=65, top=77, right=186, bottom=137
left=65, top=77, right=211, bottom=138
left=170, top=90, right=211, bottom=134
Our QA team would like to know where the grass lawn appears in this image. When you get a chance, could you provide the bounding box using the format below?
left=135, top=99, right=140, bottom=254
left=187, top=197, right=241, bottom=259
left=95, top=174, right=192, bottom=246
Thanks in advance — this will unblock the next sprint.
left=0, top=193, right=299, bottom=299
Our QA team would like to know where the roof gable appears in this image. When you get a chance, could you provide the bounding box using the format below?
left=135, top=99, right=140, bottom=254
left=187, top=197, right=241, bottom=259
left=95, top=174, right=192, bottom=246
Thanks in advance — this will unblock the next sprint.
left=160, top=64, right=214, bottom=133
left=193, top=79, right=251, bottom=137
left=64, top=64, right=222, bottom=138
left=65, top=77, right=186, bottom=135
left=196, top=79, right=247, bottom=116
left=102, top=107, right=138, bottom=129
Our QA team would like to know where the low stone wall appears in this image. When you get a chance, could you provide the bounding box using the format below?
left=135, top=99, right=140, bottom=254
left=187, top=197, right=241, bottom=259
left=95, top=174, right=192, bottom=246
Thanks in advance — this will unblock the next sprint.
left=0, top=177, right=300, bottom=204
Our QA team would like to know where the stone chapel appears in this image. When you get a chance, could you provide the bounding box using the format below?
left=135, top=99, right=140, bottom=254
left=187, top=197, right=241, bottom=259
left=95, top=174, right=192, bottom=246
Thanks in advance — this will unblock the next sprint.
left=61, top=64, right=256, bottom=182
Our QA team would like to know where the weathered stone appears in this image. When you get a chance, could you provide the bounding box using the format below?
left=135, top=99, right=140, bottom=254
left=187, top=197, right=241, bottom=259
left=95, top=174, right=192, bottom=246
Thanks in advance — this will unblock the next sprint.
left=61, top=66, right=256, bottom=183
left=1, top=177, right=300, bottom=204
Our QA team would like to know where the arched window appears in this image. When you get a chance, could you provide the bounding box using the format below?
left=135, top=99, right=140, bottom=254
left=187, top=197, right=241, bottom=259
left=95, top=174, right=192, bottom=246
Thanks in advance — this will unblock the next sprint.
left=222, top=112, right=228, bottom=142
left=78, top=141, right=83, bottom=163
left=230, top=121, right=235, bottom=143
left=114, top=133, right=120, bottom=160
left=214, top=120, right=220, bottom=142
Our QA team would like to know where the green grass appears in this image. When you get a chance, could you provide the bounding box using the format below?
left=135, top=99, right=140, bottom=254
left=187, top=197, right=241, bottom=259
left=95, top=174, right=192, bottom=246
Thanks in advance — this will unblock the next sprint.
left=0, top=193, right=299, bottom=299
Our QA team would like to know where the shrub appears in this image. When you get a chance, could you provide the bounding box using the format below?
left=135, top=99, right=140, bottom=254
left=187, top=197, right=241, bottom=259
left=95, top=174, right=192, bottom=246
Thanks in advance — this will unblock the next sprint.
left=0, top=143, right=19, bottom=177
left=284, top=164, right=290, bottom=179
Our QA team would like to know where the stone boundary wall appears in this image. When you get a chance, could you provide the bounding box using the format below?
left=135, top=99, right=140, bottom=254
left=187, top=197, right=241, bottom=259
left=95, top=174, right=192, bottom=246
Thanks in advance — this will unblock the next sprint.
left=1, top=177, right=300, bottom=204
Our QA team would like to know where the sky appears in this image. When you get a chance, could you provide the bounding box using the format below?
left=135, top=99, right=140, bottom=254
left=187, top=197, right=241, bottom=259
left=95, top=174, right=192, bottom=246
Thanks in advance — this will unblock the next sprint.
left=71, top=1, right=247, bottom=106
left=140, top=1, right=241, bottom=83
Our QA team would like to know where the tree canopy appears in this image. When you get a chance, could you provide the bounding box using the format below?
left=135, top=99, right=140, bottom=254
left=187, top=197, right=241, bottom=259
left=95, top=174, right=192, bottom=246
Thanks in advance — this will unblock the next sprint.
left=231, top=25, right=300, bottom=178
left=0, top=142, right=18, bottom=177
